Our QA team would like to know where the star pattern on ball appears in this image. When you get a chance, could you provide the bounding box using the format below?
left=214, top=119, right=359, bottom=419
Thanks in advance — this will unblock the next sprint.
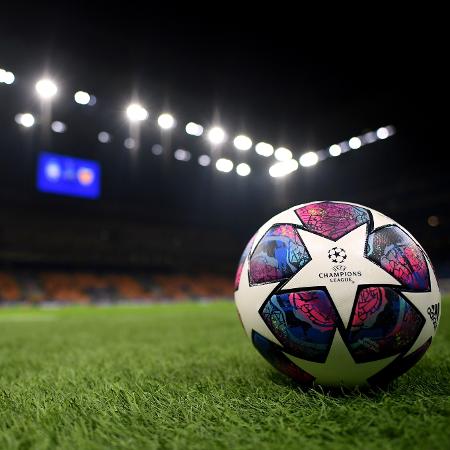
left=259, top=224, right=425, bottom=385
left=284, top=333, right=397, bottom=387
left=282, top=224, right=402, bottom=326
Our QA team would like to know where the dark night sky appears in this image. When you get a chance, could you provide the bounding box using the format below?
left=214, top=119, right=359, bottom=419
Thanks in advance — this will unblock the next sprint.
left=0, top=6, right=448, bottom=270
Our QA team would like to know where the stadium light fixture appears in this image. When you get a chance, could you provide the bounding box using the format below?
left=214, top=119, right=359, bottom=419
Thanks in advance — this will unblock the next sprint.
left=215, top=158, right=233, bottom=173
left=151, top=144, right=163, bottom=155
left=328, top=144, right=342, bottom=157
left=185, top=122, right=204, bottom=136
left=15, top=113, right=35, bottom=128
left=376, top=127, right=389, bottom=140
left=274, top=147, right=293, bottom=161
left=126, top=103, right=148, bottom=122
left=124, top=137, right=137, bottom=149
left=158, top=113, right=176, bottom=130
left=207, top=126, right=226, bottom=145
left=198, top=154, right=211, bottom=166
left=4, top=67, right=398, bottom=179
left=74, top=91, right=91, bottom=105
left=98, top=131, right=111, bottom=143
left=174, top=149, right=191, bottom=161
left=0, top=69, right=15, bottom=84
left=255, top=142, right=274, bottom=157
left=299, top=151, right=319, bottom=167
left=51, top=121, right=67, bottom=133
left=348, top=137, right=362, bottom=149
left=269, top=159, right=298, bottom=178
left=35, top=79, right=58, bottom=99
left=233, top=135, right=252, bottom=151
left=236, top=163, right=251, bottom=176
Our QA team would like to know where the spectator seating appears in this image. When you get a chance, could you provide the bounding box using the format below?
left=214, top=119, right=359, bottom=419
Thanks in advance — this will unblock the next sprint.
left=0, top=270, right=233, bottom=304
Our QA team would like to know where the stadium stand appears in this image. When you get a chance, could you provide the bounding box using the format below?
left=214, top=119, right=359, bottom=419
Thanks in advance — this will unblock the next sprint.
left=0, top=270, right=233, bottom=304
left=0, top=200, right=238, bottom=305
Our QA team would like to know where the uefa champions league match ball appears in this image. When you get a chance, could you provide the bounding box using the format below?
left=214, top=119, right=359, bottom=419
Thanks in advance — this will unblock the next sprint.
left=234, top=201, right=441, bottom=387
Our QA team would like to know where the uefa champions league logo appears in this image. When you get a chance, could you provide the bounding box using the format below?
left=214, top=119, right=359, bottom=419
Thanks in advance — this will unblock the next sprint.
left=319, top=247, right=361, bottom=283
left=328, top=247, right=347, bottom=263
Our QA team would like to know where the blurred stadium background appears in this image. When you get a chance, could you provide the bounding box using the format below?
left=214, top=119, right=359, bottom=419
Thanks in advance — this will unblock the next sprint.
left=0, top=11, right=448, bottom=302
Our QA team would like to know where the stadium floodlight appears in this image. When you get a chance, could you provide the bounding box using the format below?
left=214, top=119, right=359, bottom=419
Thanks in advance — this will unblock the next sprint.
left=126, top=103, right=148, bottom=122
left=151, top=144, right=163, bottom=155
left=207, top=126, right=226, bottom=145
left=328, top=144, right=342, bottom=157
left=255, top=142, right=274, bottom=157
left=269, top=159, right=298, bottom=178
left=35, top=79, right=58, bottom=99
left=348, top=137, right=362, bottom=149
left=236, top=162, right=251, bottom=176
left=215, top=158, right=233, bottom=173
left=74, top=91, right=91, bottom=105
left=98, top=131, right=111, bottom=143
left=299, top=151, right=319, bottom=167
left=185, top=122, right=204, bottom=136
left=174, top=149, right=191, bottom=161
left=15, top=113, right=35, bottom=128
left=51, top=121, right=67, bottom=133
left=198, top=154, right=211, bottom=166
left=158, top=113, right=175, bottom=130
left=233, top=135, right=252, bottom=151
left=376, top=127, right=389, bottom=140
left=124, top=137, right=136, bottom=149
left=274, top=147, right=293, bottom=161
left=0, top=69, right=15, bottom=84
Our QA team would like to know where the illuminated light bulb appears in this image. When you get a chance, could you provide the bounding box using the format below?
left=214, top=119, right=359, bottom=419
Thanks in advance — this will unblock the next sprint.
left=15, top=113, right=35, bottom=128
left=215, top=158, right=233, bottom=172
left=158, top=113, right=175, bottom=130
left=198, top=155, right=211, bottom=166
left=185, top=122, right=204, bottom=136
left=269, top=159, right=298, bottom=177
left=236, top=163, right=251, bottom=176
left=348, top=137, right=362, bottom=149
left=255, top=142, right=274, bottom=157
left=233, top=135, right=252, bottom=151
left=35, top=79, right=58, bottom=99
left=74, top=91, right=91, bottom=105
left=174, top=149, right=191, bottom=161
left=207, top=126, right=226, bottom=145
left=274, top=147, right=292, bottom=161
left=126, top=103, right=148, bottom=122
left=328, top=144, right=342, bottom=156
left=299, top=151, right=319, bottom=167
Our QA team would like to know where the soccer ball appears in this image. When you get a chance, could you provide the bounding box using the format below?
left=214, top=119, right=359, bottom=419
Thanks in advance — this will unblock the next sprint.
left=234, top=201, right=441, bottom=387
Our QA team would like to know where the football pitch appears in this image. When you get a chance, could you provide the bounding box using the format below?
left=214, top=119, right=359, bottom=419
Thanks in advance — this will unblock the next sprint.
left=1, top=300, right=449, bottom=450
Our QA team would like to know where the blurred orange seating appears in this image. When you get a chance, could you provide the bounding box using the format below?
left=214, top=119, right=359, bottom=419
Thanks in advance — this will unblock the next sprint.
left=106, top=274, right=150, bottom=299
left=0, top=272, right=21, bottom=301
left=1, top=270, right=233, bottom=303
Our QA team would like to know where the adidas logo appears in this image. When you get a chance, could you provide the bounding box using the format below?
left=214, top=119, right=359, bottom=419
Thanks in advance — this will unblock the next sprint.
left=427, top=303, right=440, bottom=330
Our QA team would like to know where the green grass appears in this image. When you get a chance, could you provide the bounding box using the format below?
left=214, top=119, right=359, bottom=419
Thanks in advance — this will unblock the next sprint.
left=0, top=299, right=449, bottom=450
